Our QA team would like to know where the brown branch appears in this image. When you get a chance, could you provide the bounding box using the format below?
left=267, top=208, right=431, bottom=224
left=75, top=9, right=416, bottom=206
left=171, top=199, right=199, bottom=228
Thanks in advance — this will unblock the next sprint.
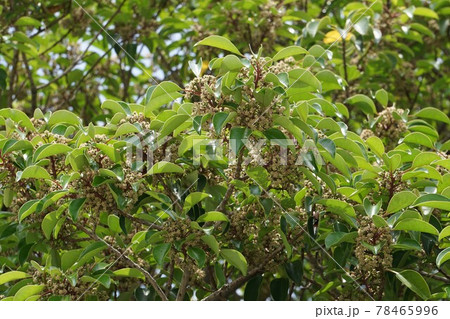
left=36, top=0, right=126, bottom=90
left=21, top=52, right=37, bottom=113
left=7, top=50, right=19, bottom=108
left=216, top=150, right=244, bottom=214
left=419, top=270, right=450, bottom=284
left=72, top=221, right=168, bottom=301
left=115, top=209, right=163, bottom=230
left=165, top=260, right=175, bottom=296
left=176, top=267, right=190, bottom=301
left=203, top=246, right=284, bottom=301
left=202, top=267, right=263, bottom=301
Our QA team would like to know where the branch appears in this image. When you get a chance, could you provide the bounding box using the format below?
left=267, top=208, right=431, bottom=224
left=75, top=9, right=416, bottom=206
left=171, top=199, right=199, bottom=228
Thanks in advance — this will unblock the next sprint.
left=203, top=246, right=284, bottom=301
left=36, top=0, right=126, bottom=90
left=419, top=270, right=450, bottom=284
left=202, top=267, right=263, bottom=301
left=115, top=209, right=163, bottom=230
left=176, top=267, right=190, bottom=301
left=165, top=260, right=175, bottom=296
left=216, top=150, right=244, bottom=213
left=21, top=52, right=37, bottom=113
left=72, top=220, right=168, bottom=301
left=7, top=50, right=19, bottom=108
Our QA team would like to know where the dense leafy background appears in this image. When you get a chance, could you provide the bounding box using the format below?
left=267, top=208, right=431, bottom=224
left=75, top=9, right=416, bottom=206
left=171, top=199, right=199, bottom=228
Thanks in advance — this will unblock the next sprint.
left=0, top=0, right=449, bottom=301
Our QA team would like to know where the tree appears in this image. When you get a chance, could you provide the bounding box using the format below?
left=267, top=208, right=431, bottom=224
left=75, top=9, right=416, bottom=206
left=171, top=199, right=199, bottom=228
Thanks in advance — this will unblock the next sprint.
left=0, top=0, right=449, bottom=301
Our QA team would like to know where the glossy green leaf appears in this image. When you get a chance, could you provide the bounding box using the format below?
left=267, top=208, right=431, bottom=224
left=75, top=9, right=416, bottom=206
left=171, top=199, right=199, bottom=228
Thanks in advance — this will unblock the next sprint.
left=436, top=247, right=450, bottom=267
left=197, top=211, right=229, bottom=223
left=391, top=269, right=431, bottom=300
left=147, top=161, right=184, bottom=174
left=220, top=249, right=247, bottom=275
left=394, top=218, right=439, bottom=235
left=194, top=35, right=243, bottom=56
left=187, top=247, right=206, bottom=268
left=0, top=271, right=30, bottom=285
left=153, top=243, right=171, bottom=266
left=386, top=191, right=417, bottom=214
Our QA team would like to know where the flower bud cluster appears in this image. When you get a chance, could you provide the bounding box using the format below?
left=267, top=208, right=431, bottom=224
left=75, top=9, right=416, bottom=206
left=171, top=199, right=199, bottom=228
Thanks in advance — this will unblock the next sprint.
left=31, top=267, right=109, bottom=300
left=118, top=112, right=151, bottom=132
left=375, top=107, right=407, bottom=147
left=354, top=216, right=392, bottom=297
left=185, top=75, right=224, bottom=116
left=268, top=57, right=296, bottom=74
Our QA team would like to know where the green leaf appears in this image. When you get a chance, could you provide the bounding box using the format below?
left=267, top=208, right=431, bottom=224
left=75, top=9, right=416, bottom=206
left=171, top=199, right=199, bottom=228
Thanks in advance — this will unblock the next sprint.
left=220, top=249, right=248, bottom=275
left=318, top=138, right=336, bottom=158
left=153, top=243, right=171, bottom=266
left=436, top=247, right=450, bottom=267
left=403, top=132, right=434, bottom=148
left=244, top=275, right=263, bottom=301
left=14, top=285, right=45, bottom=301
left=412, top=152, right=442, bottom=168
left=414, top=7, right=439, bottom=19
left=270, top=278, right=289, bottom=301
left=230, top=127, right=251, bottom=155
left=194, top=35, right=243, bottom=56
left=439, top=225, right=450, bottom=241
left=272, top=46, right=308, bottom=61
left=345, top=94, right=376, bottom=114
left=413, top=107, right=449, bottom=124
left=325, top=232, right=357, bottom=249
left=18, top=199, right=40, bottom=222
left=158, top=114, right=190, bottom=140
left=412, top=194, right=450, bottom=210
left=115, top=122, right=140, bottom=137
left=101, top=100, right=126, bottom=114
left=0, top=271, right=30, bottom=285
left=375, top=89, right=388, bottom=107
left=187, top=247, right=206, bottom=268
left=107, top=215, right=122, bottom=233
left=213, top=112, right=232, bottom=135
left=246, top=166, right=271, bottom=189
left=317, top=199, right=356, bottom=217
left=394, top=218, right=439, bottom=235
left=147, top=161, right=184, bottom=174
left=366, top=136, right=385, bottom=158
left=41, top=211, right=59, bottom=239
left=197, top=211, right=229, bottom=223
left=78, top=241, right=107, bottom=265
left=386, top=191, right=418, bottom=214
left=284, top=260, right=303, bottom=285
left=113, top=268, right=145, bottom=280
left=19, top=165, right=52, bottom=180
left=48, top=110, right=81, bottom=126
left=201, top=235, right=220, bottom=255
left=2, top=139, right=33, bottom=153
left=391, top=269, right=431, bottom=300
left=183, top=192, right=211, bottom=213
left=68, top=198, right=86, bottom=221
left=61, top=249, right=82, bottom=271
left=287, top=68, right=322, bottom=92
left=33, top=143, right=72, bottom=162
left=145, top=81, right=183, bottom=114
left=188, top=58, right=202, bottom=77
left=15, top=16, right=41, bottom=28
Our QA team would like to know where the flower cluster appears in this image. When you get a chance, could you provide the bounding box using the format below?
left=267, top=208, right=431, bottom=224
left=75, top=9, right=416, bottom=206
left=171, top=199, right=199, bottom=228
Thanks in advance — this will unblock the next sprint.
left=354, top=216, right=393, bottom=298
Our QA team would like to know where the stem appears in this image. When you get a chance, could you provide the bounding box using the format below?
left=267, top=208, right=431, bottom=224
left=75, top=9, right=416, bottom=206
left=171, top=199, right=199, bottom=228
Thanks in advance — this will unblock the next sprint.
left=342, top=38, right=349, bottom=98
left=73, top=221, right=168, bottom=301
left=176, top=267, right=190, bottom=301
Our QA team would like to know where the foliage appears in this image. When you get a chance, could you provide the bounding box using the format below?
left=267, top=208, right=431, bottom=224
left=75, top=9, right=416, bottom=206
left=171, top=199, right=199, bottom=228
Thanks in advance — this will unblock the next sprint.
left=0, top=0, right=449, bottom=301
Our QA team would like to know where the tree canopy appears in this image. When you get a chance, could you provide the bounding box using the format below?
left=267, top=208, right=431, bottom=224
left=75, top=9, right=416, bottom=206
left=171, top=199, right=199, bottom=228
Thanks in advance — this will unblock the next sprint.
left=0, top=0, right=449, bottom=301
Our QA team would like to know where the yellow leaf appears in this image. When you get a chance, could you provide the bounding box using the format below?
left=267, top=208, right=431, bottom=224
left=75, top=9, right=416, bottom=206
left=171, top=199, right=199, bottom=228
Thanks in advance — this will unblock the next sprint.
left=323, top=30, right=353, bottom=44
left=201, top=60, right=209, bottom=76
